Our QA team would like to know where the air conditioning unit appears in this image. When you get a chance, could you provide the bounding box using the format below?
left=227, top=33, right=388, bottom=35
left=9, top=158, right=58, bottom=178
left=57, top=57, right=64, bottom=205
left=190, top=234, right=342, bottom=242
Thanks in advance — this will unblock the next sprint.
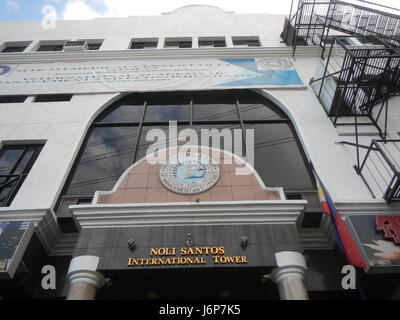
left=64, top=40, right=88, bottom=51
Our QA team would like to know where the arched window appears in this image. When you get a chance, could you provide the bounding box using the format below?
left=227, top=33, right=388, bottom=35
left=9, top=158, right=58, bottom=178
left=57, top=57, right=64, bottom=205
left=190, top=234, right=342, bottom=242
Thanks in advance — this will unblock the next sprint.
left=56, top=90, right=317, bottom=232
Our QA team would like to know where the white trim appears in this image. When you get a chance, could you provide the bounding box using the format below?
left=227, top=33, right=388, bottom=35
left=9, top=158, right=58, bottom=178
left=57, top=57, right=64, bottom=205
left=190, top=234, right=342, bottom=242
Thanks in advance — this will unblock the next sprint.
left=0, top=46, right=323, bottom=64
left=70, top=200, right=307, bottom=229
left=275, top=251, right=307, bottom=269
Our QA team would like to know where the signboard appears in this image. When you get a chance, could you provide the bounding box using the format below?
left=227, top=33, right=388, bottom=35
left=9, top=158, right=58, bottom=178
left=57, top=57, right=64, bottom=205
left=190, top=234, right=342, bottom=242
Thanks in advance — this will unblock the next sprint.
left=0, top=220, right=33, bottom=279
left=128, top=246, right=248, bottom=267
left=345, top=215, right=400, bottom=272
left=0, top=57, right=305, bottom=95
left=74, top=224, right=302, bottom=272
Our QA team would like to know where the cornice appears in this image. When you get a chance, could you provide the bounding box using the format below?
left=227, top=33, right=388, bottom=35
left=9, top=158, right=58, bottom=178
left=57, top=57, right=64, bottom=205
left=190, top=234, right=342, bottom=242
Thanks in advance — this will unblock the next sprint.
left=0, top=46, right=322, bottom=64
left=70, top=200, right=308, bottom=229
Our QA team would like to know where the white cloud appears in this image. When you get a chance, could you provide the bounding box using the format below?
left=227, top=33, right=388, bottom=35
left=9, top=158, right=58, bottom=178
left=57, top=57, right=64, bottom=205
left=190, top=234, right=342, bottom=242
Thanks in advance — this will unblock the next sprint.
left=62, top=0, right=103, bottom=20
left=7, top=0, right=19, bottom=11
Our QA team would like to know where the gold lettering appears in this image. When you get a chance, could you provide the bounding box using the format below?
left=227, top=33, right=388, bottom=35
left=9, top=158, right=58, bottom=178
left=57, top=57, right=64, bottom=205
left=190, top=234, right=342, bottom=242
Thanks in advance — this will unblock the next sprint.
left=180, top=247, right=187, bottom=255
left=158, top=248, right=166, bottom=256
left=146, top=258, right=152, bottom=265
left=210, top=247, right=218, bottom=255
left=226, top=256, right=234, bottom=263
left=128, top=258, right=139, bottom=266
left=218, top=247, right=225, bottom=255
left=195, top=247, right=203, bottom=255
left=186, top=247, right=194, bottom=255
left=213, top=256, right=219, bottom=264
left=150, top=248, right=158, bottom=256
left=219, top=256, right=227, bottom=264
left=186, top=257, right=193, bottom=264
left=235, top=256, right=241, bottom=263
left=193, top=257, right=200, bottom=264
left=151, top=258, right=158, bottom=265
left=200, top=257, right=206, bottom=264
left=241, top=256, right=248, bottom=263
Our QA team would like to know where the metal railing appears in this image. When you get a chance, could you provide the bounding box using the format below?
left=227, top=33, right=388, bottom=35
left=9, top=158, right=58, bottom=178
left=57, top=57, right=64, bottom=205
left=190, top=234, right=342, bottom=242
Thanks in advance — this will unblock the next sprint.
left=358, top=140, right=400, bottom=203
left=310, top=35, right=400, bottom=134
left=281, top=0, right=400, bottom=56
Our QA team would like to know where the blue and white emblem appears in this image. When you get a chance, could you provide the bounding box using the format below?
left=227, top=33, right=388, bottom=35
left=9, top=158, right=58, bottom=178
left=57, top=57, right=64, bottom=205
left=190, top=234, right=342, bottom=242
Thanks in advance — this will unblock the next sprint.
left=159, top=152, right=220, bottom=195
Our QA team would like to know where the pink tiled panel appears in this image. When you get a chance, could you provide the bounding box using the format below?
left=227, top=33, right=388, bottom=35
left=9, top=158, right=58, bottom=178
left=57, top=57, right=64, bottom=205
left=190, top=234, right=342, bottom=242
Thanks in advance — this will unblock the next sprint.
left=96, top=149, right=281, bottom=204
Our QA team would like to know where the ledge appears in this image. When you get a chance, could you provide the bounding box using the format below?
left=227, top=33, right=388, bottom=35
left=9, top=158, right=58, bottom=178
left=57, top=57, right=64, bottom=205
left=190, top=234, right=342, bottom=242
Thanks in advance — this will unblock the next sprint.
left=70, top=200, right=307, bottom=229
left=0, top=46, right=323, bottom=64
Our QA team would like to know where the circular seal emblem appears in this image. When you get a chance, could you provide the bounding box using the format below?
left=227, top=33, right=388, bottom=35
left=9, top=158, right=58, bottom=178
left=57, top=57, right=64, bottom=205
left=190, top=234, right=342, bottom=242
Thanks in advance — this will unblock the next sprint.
left=159, top=152, right=220, bottom=195
left=0, top=65, right=11, bottom=76
left=256, top=58, right=293, bottom=70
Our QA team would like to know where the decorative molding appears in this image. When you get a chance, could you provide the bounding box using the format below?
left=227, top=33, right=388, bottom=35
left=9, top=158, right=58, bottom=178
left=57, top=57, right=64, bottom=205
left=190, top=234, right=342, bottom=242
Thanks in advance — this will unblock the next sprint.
left=0, top=46, right=323, bottom=64
left=334, top=200, right=400, bottom=215
left=70, top=200, right=307, bottom=229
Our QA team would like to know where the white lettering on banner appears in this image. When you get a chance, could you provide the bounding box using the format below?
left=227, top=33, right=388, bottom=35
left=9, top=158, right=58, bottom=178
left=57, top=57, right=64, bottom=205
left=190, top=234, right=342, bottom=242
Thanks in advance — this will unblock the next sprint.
left=0, top=58, right=305, bottom=95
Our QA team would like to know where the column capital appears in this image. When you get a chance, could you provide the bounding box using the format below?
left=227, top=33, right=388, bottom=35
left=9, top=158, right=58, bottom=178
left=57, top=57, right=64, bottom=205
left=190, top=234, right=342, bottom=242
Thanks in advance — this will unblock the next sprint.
left=269, top=251, right=309, bottom=300
left=67, top=255, right=105, bottom=289
left=271, top=251, right=307, bottom=284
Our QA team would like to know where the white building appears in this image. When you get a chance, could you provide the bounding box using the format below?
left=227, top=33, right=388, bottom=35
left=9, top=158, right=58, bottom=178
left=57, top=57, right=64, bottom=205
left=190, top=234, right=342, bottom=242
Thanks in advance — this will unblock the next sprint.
left=0, top=2, right=399, bottom=300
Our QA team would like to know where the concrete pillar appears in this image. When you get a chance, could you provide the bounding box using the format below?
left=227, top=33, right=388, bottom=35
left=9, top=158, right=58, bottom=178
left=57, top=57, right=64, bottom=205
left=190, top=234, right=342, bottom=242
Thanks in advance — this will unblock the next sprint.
left=271, top=251, right=309, bottom=300
left=66, top=255, right=105, bottom=300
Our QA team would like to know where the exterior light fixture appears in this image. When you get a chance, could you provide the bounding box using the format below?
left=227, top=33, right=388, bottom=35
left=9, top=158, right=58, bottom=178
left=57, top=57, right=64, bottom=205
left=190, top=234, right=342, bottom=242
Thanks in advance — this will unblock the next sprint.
left=128, top=238, right=136, bottom=251
left=187, top=233, right=193, bottom=247
left=240, top=236, right=248, bottom=248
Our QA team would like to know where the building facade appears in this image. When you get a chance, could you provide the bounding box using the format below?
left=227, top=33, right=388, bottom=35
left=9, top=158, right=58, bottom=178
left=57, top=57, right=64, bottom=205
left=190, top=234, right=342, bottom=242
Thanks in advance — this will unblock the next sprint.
left=0, top=3, right=399, bottom=300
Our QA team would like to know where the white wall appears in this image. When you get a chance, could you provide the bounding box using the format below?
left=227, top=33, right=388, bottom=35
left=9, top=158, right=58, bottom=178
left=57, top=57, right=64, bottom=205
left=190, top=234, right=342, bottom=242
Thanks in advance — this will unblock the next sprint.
left=0, top=5, right=286, bottom=51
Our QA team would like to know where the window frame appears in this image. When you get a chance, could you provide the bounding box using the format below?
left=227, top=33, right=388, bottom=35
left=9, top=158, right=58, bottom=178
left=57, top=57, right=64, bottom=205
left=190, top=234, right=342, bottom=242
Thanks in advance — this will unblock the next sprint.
left=0, top=144, right=44, bottom=207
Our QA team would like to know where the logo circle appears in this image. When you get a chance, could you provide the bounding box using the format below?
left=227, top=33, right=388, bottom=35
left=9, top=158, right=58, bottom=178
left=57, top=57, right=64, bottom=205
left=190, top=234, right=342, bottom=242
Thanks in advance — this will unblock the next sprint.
left=0, top=66, right=11, bottom=75
left=256, top=58, right=292, bottom=70
left=159, top=152, right=220, bottom=195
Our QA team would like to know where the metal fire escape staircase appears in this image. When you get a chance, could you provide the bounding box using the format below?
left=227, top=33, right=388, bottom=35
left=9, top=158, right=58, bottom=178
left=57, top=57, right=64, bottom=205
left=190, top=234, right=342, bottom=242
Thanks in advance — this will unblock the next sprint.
left=281, top=1, right=400, bottom=203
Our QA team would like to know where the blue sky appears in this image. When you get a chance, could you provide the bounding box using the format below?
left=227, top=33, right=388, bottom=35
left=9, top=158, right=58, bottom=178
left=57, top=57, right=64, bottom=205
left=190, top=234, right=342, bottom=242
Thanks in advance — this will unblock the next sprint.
left=0, top=0, right=398, bottom=23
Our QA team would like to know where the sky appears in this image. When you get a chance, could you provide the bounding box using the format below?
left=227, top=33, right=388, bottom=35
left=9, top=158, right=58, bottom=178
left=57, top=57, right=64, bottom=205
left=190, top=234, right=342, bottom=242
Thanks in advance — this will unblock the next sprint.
left=0, top=0, right=398, bottom=22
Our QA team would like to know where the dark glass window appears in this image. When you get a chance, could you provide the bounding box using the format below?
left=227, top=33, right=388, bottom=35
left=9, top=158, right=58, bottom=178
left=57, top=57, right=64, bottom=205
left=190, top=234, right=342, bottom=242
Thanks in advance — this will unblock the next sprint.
left=64, top=127, right=139, bottom=197
left=37, top=44, right=64, bottom=52
left=87, top=43, right=102, bottom=50
left=145, top=105, right=189, bottom=122
left=56, top=90, right=317, bottom=232
left=144, top=93, right=190, bottom=122
left=99, top=104, right=144, bottom=123
left=130, top=41, right=158, bottom=49
left=199, top=40, right=226, bottom=48
left=192, top=92, right=238, bottom=121
left=0, top=95, right=28, bottom=103
left=0, top=144, right=43, bottom=207
left=34, top=94, right=73, bottom=102
left=2, top=46, right=27, bottom=53
left=245, top=123, right=314, bottom=191
left=232, top=39, right=260, bottom=47
left=165, top=41, right=192, bottom=48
